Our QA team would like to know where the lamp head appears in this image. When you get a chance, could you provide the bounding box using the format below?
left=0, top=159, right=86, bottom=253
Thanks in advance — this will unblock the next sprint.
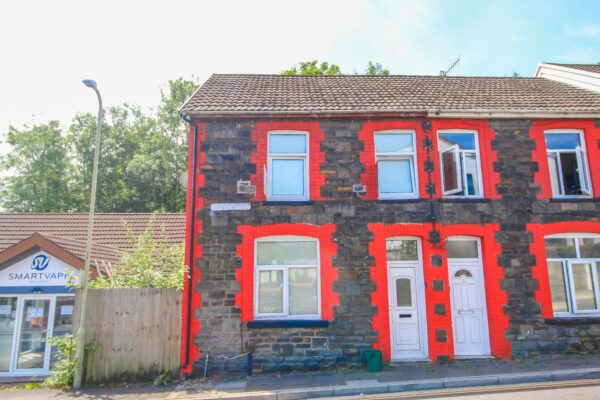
left=82, top=79, right=97, bottom=89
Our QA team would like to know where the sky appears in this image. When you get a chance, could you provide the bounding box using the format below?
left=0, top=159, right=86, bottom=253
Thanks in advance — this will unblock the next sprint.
left=0, top=0, right=599, bottom=141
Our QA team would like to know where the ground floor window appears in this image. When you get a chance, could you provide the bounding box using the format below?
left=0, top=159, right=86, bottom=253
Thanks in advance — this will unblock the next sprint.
left=545, top=234, right=600, bottom=316
left=0, top=294, right=74, bottom=375
left=254, top=236, right=320, bottom=319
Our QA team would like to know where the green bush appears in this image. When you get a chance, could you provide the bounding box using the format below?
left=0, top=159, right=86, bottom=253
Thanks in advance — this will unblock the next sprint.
left=43, top=334, right=76, bottom=389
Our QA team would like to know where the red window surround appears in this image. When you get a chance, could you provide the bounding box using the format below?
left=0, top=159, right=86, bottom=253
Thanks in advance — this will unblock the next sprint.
left=359, top=121, right=428, bottom=200
left=368, top=223, right=511, bottom=362
left=530, top=120, right=600, bottom=199
left=430, top=119, right=501, bottom=199
left=235, top=224, right=338, bottom=321
left=181, top=122, right=205, bottom=374
left=528, top=221, right=600, bottom=319
left=250, top=121, right=327, bottom=201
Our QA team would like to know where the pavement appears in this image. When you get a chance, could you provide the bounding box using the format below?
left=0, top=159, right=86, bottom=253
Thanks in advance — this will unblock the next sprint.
left=2, top=354, right=600, bottom=400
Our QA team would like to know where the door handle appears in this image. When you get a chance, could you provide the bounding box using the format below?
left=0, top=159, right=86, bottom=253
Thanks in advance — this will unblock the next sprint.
left=399, top=314, right=412, bottom=318
left=459, top=310, right=474, bottom=315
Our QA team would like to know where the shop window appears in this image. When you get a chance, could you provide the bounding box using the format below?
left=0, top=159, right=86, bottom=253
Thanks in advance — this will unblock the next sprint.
left=438, top=131, right=483, bottom=197
left=375, top=131, right=418, bottom=199
left=265, top=132, right=309, bottom=201
left=544, top=131, right=592, bottom=197
left=254, top=236, right=320, bottom=319
left=545, top=234, right=600, bottom=315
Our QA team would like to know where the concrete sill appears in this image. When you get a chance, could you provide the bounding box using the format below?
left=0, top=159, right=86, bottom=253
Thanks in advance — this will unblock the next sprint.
left=545, top=317, right=600, bottom=325
left=376, top=199, right=426, bottom=204
left=262, top=201, right=314, bottom=206
left=548, top=198, right=598, bottom=203
left=439, top=198, right=490, bottom=203
left=247, top=320, right=329, bottom=329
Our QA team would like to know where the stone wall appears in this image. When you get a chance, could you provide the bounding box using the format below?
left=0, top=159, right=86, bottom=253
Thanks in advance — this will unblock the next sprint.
left=190, top=118, right=600, bottom=374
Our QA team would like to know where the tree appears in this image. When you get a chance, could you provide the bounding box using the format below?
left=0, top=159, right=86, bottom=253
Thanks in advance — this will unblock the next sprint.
left=89, top=217, right=185, bottom=289
left=0, top=121, right=74, bottom=211
left=511, top=72, right=522, bottom=78
left=0, top=77, right=199, bottom=213
left=281, top=60, right=342, bottom=75
left=281, top=60, right=390, bottom=75
left=364, top=61, right=390, bottom=75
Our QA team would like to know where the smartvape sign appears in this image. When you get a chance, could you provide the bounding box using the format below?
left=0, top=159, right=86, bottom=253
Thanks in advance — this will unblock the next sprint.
left=0, top=251, right=78, bottom=287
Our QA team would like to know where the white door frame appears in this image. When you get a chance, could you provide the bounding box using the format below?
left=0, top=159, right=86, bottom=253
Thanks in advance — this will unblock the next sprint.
left=447, top=237, right=491, bottom=358
left=387, top=237, right=428, bottom=361
left=0, top=293, right=74, bottom=376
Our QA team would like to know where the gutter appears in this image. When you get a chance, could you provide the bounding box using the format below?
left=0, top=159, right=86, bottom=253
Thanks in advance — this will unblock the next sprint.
left=181, top=110, right=600, bottom=120
left=181, top=113, right=198, bottom=374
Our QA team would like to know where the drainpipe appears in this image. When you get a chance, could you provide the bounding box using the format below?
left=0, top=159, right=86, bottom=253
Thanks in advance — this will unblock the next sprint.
left=182, top=114, right=198, bottom=373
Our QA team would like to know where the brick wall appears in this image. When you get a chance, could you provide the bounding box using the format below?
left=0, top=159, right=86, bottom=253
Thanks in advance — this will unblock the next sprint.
left=185, top=117, right=600, bottom=374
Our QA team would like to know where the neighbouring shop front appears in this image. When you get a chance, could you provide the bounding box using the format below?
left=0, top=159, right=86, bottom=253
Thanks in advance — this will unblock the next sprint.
left=0, top=250, right=77, bottom=376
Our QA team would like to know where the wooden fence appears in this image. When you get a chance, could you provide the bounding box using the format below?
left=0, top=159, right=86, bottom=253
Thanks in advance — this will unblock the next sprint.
left=73, top=288, right=181, bottom=383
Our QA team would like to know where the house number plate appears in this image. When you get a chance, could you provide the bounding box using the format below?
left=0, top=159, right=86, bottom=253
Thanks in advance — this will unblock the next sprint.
left=210, top=203, right=251, bottom=212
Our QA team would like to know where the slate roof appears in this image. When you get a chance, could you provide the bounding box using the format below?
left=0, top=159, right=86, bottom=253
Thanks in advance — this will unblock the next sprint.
left=548, top=63, right=600, bottom=74
left=180, top=74, right=600, bottom=116
left=0, top=213, right=185, bottom=266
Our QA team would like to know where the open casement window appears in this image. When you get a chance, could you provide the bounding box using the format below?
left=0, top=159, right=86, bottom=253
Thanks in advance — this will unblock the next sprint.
left=437, top=132, right=483, bottom=197
left=545, top=131, right=592, bottom=198
left=545, top=235, right=600, bottom=316
left=374, top=131, right=418, bottom=199
left=254, top=237, right=320, bottom=319
left=265, top=132, right=309, bottom=201
left=440, top=145, right=462, bottom=195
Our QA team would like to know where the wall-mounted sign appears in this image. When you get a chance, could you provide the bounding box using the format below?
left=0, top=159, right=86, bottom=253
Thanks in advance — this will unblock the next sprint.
left=210, top=203, right=251, bottom=212
left=0, top=251, right=79, bottom=287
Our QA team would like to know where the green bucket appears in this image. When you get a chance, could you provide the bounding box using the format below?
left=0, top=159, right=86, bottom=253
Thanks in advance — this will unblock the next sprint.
left=363, top=349, right=382, bottom=372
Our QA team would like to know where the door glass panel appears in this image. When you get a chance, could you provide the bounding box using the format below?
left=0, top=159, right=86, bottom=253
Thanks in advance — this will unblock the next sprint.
left=378, top=160, right=414, bottom=194
left=272, top=159, right=305, bottom=196
left=0, top=297, right=17, bottom=372
left=17, top=299, right=50, bottom=370
left=50, top=297, right=75, bottom=366
left=258, top=270, right=283, bottom=314
left=544, top=238, right=577, bottom=258
left=578, top=238, right=600, bottom=258
left=289, top=268, right=318, bottom=315
left=547, top=261, right=569, bottom=313
left=386, top=240, right=418, bottom=261
left=572, top=263, right=597, bottom=311
left=454, top=269, right=473, bottom=278
left=396, top=278, right=412, bottom=307
left=447, top=240, right=479, bottom=259
left=257, top=241, right=317, bottom=265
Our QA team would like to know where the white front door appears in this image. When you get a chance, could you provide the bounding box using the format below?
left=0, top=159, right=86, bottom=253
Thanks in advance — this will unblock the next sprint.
left=449, top=261, right=490, bottom=357
left=388, top=266, right=428, bottom=360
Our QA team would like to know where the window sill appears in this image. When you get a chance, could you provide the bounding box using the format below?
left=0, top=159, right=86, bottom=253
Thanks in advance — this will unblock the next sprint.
left=377, top=198, right=425, bottom=204
left=545, top=317, right=600, bottom=325
left=439, top=197, right=489, bottom=203
left=263, top=200, right=314, bottom=206
left=246, top=320, right=329, bottom=329
left=549, top=197, right=597, bottom=203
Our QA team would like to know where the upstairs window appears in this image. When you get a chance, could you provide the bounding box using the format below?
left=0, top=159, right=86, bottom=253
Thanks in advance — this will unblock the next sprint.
left=266, top=132, right=309, bottom=201
left=545, top=234, right=600, bottom=316
left=545, top=131, right=592, bottom=197
left=375, top=131, right=418, bottom=199
left=438, top=131, right=483, bottom=197
left=254, top=237, right=320, bottom=319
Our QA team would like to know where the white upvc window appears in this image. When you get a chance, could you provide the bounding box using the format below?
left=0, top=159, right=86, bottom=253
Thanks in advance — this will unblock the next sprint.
left=375, top=130, right=418, bottom=199
left=265, top=131, right=309, bottom=201
left=545, top=130, right=592, bottom=197
left=545, top=234, right=600, bottom=316
left=438, top=131, right=484, bottom=197
left=254, top=236, right=320, bottom=319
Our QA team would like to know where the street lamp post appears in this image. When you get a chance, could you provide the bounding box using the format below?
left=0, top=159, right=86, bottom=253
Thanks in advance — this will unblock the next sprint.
left=73, top=79, right=103, bottom=389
